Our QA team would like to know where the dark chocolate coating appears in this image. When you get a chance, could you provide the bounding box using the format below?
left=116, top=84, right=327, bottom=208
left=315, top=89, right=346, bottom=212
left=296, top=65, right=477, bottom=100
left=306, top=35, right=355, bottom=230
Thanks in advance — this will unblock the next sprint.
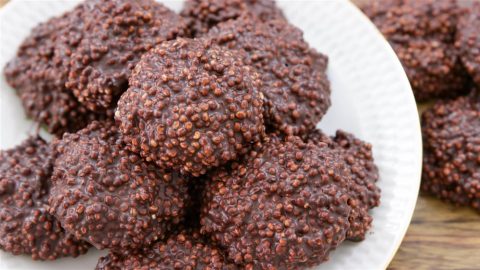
left=200, top=135, right=353, bottom=269
left=306, top=130, right=380, bottom=241
left=115, top=38, right=265, bottom=177
left=421, top=94, right=480, bottom=212
left=363, top=0, right=470, bottom=101
left=456, top=2, right=480, bottom=87
left=3, top=5, right=109, bottom=137
left=49, top=121, right=190, bottom=252
left=181, top=0, right=285, bottom=36
left=95, top=230, right=236, bottom=270
left=0, top=137, right=90, bottom=260
left=66, top=0, right=188, bottom=111
left=207, top=18, right=331, bottom=136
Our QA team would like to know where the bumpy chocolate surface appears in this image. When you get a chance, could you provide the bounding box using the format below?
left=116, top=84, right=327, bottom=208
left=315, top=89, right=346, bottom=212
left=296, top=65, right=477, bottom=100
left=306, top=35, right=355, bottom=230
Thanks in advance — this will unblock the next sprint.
left=421, top=94, right=480, bottom=212
left=116, top=38, right=265, bottom=176
left=306, top=130, right=380, bottom=241
left=363, top=0, right=469, bottom=101
left=0, top=137, right=90, bottom=260
left=49, top=121, right=190, bottom=251
left=456, top=2, right=480, bottom=87
left=3, top=5, right=108, bottom=137
left=66, top=0, right=188, bottom=111
left=200, top=135, right=354, bottom=269
left=96, top=230, right=236, bottom=270
left=207, top=18, right=331, bottom=136
left=181, top=0, right=285, bottom=36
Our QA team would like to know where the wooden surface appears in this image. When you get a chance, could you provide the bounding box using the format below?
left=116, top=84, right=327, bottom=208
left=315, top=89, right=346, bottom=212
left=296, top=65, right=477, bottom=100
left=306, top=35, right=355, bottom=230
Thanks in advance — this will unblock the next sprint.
left=388, top=195, right=480, bottom=270
left=1, top=0, right=479, bottom=269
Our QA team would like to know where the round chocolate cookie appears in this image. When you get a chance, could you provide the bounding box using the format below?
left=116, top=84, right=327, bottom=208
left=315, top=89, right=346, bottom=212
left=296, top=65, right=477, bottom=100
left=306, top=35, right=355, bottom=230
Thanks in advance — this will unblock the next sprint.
left=421, top=94, right=480, bottom=211
left=3, top=4, right=109, bottom=137
left=96, top=230, right=236, bottom=270
left=207, top=18, right=331, bottom=136
left=66, top=0, right=188, bottom=111
left=306, top=129, right=380, bottom=241
left=363, top=0, right=470, bottom=101
left=181, top=0, right=285, bottom=37
left=456, top=2, right=480, bottom=87
left=116, top=38, right=265, bottom=177
left=200, top=135, right=354, bottom=269
left=49, top=121, right=190, bottom=252
left=0, top=137, right=90, bottom=260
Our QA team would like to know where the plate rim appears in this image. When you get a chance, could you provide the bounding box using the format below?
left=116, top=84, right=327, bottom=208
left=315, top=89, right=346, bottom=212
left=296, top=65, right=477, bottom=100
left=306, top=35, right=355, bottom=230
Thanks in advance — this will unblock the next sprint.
left=343, top=1, right=422, bottom=268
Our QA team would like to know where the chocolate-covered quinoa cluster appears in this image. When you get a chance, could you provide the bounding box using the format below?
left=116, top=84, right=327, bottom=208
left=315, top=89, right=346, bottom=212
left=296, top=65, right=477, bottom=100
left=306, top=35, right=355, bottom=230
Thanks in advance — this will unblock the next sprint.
left=201, top=135, right=360, bottom=269
left=207, top=18, right=331, bottom=136
left=0, top=137, right=90, bottom=260
left=421, top=94, right=480, bottom=211
left=456, top=2, right=480, bottom=87
left=181, top=0, right=285, bottom=36
left=116, top=38, right=265, bottom=176
left=307, top=130, right=380, bottom=241
left=66, top=0, right=188, bottom=111
left=3, top=5, right=108, bottom=137
left=4, top=0, right=187, bottom=136
left=363, top=0, right=470, bottom=101
left=49, top=121, right=190, bottom=252
left=96, top=230, right=236, bottom=270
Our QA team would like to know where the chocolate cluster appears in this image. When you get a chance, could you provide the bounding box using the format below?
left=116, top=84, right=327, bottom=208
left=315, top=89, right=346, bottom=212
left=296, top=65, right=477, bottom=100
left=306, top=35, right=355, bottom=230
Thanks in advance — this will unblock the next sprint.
left=363, top=0, right=470, bottom=101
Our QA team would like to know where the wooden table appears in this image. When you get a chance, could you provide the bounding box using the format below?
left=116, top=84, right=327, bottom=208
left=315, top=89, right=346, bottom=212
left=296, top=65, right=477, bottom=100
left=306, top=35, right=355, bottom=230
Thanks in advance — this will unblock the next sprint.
left=388, top=195, right=480, bottom=270
left=1, top=0, right=479, bottom=269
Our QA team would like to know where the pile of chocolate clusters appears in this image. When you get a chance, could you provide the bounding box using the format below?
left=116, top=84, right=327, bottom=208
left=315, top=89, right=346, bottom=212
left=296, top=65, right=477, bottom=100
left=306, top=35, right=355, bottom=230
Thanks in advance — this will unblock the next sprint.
left=363, top=0, right=480, bottom=212
left=0, top=0, right=381, bottom=269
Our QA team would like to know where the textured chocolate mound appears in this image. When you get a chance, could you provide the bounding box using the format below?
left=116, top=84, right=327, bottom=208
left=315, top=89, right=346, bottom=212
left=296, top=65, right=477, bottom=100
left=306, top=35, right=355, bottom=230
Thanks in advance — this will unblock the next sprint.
left=181, top=0, right=285, bottom=36
left=66, top=0, right=188, bottom=111
left=200, top=135, right=355, bottom=269
left=0, top=137, right=90, bottom=260
left=363, top=0, right=470, bottom=101
left=116, top=38, right=265, bottom=176
left=96, top=230, right=236, bottom=270
left=306, top=129, right=380, bottom=241
left=456, top=2, right=480, bottom=87
left=3, top=4, right=109, bottom=137
left=422, top=94, right=480, bottom=212
left=49, top=121, right=190, bottom=252
left=207, top=18, right=331, bottom=136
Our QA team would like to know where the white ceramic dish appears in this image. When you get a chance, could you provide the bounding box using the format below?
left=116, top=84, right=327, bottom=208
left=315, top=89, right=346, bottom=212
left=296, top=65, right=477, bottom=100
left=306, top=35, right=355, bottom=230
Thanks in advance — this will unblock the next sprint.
left=0, top=0, right=422, bottom=269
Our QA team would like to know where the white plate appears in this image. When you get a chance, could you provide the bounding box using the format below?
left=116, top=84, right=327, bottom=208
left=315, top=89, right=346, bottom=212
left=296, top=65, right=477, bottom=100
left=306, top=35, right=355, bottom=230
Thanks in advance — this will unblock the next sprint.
left=0, top=0, right=422, bottom=269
